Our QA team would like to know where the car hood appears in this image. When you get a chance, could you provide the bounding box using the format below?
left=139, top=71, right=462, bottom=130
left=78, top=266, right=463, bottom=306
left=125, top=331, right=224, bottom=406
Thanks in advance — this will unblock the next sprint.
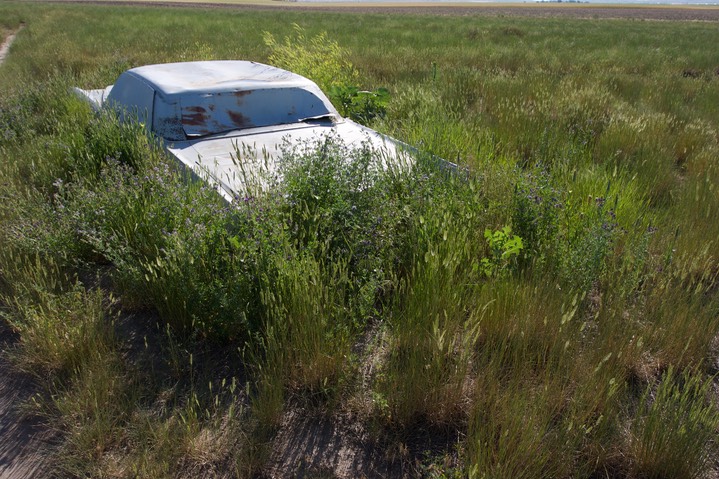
left=166, top=119, right=410, bottom=202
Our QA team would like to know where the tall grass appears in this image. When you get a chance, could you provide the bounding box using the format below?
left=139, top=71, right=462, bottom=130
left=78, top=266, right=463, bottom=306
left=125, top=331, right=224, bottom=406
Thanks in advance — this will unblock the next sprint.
left=628, top=367, right=719, bottom=479
left=1, top=2, right=719, bottom=477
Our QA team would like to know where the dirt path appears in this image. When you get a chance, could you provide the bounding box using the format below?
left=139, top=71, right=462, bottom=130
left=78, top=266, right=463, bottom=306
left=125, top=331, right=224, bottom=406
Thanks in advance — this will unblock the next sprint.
left=0, top=26, right=23, bottom=66
left=0, top=324, right=56, bottom=479
left=0, top=29, right=53, bottom=473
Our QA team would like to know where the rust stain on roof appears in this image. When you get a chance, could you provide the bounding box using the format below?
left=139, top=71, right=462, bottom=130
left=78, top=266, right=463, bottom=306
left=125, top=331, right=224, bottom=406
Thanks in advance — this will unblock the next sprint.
left=228, top=110, right=254, bottom=129
left=182, top=106, right=209, bottom=126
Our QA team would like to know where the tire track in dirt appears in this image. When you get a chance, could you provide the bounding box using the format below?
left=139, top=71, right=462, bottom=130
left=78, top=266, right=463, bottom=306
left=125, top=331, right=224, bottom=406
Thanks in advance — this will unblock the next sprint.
left=0, top=323, right=56, bottom=479
left=0, top=25, right=23, bottom=66
left=1, top=23, right=55, bottom=479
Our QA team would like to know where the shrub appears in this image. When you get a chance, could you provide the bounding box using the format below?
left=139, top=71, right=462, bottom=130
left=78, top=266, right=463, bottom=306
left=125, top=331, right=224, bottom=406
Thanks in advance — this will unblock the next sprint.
left=273, top=135, right=410, bottom=303
left=60, top=147, right=263, bottom=338
left=263, top=23, right=357, bottom=93
left=263, top=24, right=389, bottom=125
left=328, top=85, right=390, bottom=124
left=511, top=170, right=562, bottom=271
left=560, top=191, right=620, bottom=292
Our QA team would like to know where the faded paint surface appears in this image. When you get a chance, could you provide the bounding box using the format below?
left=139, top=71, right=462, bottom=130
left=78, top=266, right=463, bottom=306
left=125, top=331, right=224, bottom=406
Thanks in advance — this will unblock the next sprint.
left=167, top=118, right=410, bottom=200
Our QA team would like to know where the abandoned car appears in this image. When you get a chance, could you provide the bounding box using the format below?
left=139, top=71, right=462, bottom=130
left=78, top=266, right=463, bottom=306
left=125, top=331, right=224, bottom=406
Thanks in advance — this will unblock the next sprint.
left=75, top=60, right=410, bottom=201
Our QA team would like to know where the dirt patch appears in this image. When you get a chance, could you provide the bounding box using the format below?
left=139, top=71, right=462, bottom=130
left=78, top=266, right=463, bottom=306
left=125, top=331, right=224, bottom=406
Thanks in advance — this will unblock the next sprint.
left=0, top=323, right=57, bottom=479
left=263, top=319, right=393, bottom=479
left=265, top=406, right=397, bottom=479
left=35, top=0, right=719, bottom=21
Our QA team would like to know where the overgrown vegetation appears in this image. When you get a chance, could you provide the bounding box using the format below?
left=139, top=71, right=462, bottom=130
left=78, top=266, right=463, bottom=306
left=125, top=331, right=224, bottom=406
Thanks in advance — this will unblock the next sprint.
left=264, top=24, right=390, bottom=123
left=1, top=2, right=719, bottom=477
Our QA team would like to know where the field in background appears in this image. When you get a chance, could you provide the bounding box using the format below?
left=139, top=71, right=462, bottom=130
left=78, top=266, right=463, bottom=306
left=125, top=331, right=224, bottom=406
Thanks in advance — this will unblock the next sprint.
left=1, top=1, right=719, bottom=477
left=16, top=0, right=719, bottom=21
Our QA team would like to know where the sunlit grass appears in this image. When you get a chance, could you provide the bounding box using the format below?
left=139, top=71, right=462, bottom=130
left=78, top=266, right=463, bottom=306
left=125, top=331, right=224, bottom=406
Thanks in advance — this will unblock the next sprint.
left=1, top=2, right=719, bottom=477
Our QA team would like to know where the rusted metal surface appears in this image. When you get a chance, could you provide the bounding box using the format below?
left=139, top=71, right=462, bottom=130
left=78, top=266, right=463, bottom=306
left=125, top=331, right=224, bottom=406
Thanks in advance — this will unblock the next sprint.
left=75, top=61, right=409, bottom=202
left=80, top=61, right=341, bottom=141
left=172, top=85, right=337, bottom=138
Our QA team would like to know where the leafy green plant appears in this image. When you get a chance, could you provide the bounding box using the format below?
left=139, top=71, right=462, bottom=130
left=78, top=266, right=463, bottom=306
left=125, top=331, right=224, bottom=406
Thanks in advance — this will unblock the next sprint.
left=328, top=85, right=390, bottom=124
left=480, top=226, right=523, bottom=278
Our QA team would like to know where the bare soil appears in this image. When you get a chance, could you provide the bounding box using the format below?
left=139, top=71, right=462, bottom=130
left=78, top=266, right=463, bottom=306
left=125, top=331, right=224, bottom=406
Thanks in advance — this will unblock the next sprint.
left=0, top=27, right=22, bottom=66
left=265, top=406, right=396, bottom=478
left=0, top=323, right=56, bottom=479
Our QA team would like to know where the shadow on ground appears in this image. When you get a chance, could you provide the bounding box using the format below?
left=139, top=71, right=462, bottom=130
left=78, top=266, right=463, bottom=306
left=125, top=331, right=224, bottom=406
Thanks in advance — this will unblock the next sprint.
left=0, top=323, right=57, bottom=479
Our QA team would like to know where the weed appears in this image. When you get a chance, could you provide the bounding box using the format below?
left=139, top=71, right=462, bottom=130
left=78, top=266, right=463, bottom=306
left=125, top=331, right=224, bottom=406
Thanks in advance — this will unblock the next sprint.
left=511, top=170, right=562, bottom=270
left=373, top=208, right=482, bottom=427
left=329, top=85, right=390, bottom=124
left=263, top=23, right=357, bottom=93
left=628, top=367, right=719, bottom=479
left=480, top=226, right=523, bottom=278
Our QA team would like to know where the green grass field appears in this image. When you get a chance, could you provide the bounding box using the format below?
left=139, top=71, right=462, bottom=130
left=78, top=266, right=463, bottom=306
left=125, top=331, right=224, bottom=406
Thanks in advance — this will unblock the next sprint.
left=1, top=1, right=719, bottom=477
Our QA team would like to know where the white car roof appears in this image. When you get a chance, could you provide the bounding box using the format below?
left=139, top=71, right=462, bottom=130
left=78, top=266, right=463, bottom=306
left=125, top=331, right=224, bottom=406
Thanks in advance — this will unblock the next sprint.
left=107, top=60, right=338, bottom=139
left=125, top=60, right=317, bottom=97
